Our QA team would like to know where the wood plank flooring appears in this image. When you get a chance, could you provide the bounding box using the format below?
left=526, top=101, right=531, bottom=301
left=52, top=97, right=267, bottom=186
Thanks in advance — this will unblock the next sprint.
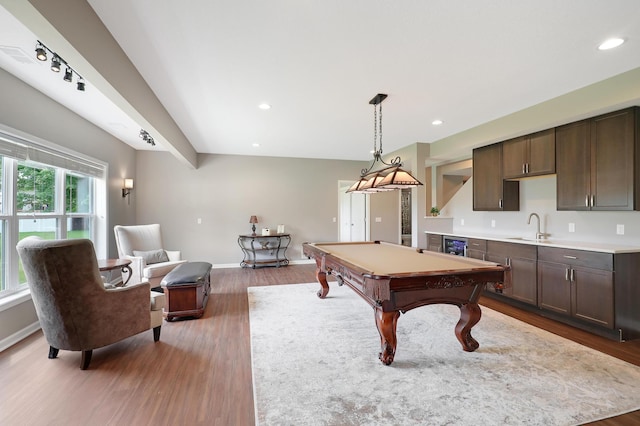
left=1, top=264, right=639, bottom=425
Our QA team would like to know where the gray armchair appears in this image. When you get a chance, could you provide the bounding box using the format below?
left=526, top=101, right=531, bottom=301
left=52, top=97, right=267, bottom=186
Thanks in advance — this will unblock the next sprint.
left=16, top=237, right=164, bottom=370
left=114, top=224, right=187, bottom=289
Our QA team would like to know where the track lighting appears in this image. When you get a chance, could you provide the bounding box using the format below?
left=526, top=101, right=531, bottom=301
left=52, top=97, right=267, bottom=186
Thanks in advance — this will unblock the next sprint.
left=35, top=42, right=47, bottom=61
left=63, top=67, right=73, bottom=82
left=50, top=55, right=61, bottom=72
left=35, top=40, right=86, bottom=92
left=139, top=129, right=156, bottom=146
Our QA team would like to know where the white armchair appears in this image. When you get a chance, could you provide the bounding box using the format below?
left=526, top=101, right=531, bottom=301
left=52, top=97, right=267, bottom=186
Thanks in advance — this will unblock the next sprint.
left=114, top=224, right=187, bottom=289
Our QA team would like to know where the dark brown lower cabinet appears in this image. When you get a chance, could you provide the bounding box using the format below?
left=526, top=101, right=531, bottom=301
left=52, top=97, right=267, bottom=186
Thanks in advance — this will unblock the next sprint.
left=425, top=233, right=442, bottom=253
left=537, top=262, right=615, bottom=328
left=486, top=241, right=537, bottom=306
left=538, top=247, right=614, bottom=329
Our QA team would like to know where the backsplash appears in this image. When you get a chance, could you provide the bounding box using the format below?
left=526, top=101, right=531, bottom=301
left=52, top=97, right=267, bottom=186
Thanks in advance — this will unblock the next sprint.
left=439, top=175, right=640, bottom=247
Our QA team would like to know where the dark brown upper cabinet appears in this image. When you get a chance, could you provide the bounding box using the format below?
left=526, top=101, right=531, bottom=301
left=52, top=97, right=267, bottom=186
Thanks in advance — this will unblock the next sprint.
left=502, top=128, right=555, bottom=179
left=556, top=107, right=639, bottom=211
left=473, top=143, right=519, bottom=211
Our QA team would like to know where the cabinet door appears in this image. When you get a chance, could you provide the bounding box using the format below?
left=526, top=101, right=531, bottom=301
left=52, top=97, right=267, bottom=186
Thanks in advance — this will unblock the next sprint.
left=591, top=108, right=636, bottom=210
left=473, top=144, right=519, bottom=211
left=510, top=257, right=537, bottom=305
left=538, top=261, right=571, bottom=315
left=466, top=238, right=486, bottom=261
left=527, top=128, right=556, bottom=176
left=426, top=234, right=442, bottom=252
left=556, top=120, right=591, bottom=210
left=572, top=266, right=614, bottom=328
left=502, top=137, right=527, bottom=179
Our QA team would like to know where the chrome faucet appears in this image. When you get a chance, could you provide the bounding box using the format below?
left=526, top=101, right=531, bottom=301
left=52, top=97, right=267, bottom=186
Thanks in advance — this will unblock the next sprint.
left=527, top=213, right=546, bottom=240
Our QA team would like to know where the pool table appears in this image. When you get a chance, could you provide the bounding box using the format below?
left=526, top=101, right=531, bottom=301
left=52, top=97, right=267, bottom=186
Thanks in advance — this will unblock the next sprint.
left=302, top=241, right=508, bottom=365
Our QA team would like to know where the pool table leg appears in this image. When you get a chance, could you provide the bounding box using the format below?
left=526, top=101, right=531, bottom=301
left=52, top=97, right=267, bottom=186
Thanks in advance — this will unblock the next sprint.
left=374, top=308, right=400, bottom=365
left=455, top=302, right=481, bottom=352
left=315, top=268, right=330, bottom=299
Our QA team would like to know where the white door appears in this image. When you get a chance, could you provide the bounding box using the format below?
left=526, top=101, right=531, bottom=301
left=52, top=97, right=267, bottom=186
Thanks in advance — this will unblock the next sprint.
left=339, top=181, right=369, bottom=241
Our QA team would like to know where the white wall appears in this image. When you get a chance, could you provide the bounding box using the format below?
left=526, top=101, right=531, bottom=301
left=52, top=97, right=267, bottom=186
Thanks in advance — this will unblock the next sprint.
left=440, top=175, right=640, bottom=246
left=134, top=152, right=395, bottom=265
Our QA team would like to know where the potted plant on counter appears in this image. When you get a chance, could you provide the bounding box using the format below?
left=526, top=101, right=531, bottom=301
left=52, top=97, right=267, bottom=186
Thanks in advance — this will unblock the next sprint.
left=430, top=206, right=440, bottom=217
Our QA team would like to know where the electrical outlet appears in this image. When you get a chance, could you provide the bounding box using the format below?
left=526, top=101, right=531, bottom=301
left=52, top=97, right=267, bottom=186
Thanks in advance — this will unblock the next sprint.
left=491, top=220, right=496, bottom=228
left=332, top=217, right=336, bottom=223
left=197, top=218, right=202, bottom=224
left=617, top=224, right=625, bottom=235
left=568, top=223, right=575, bottom=233
left=375, top=217, right=382, bottom=223
left=460, top=219, right=465, bottom=226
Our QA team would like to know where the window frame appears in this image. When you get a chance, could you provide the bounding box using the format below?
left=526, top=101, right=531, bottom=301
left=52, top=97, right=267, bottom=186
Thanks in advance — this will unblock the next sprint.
left=0, top=126, right=107, bottom=300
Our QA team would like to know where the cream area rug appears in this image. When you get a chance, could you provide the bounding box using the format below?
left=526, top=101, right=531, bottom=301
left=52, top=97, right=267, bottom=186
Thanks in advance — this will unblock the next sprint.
left=248, top=283, right=640, bottom=426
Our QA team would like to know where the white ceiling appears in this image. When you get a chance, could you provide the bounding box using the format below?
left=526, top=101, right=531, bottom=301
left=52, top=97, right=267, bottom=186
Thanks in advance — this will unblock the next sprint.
left=2, top=1, right=640, bottom=162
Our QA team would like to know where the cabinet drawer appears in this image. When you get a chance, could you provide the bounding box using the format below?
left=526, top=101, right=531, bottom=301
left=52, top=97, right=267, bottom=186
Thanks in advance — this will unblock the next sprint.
left=487, top=241, right=536, bottom=260
left=467, top=238, right=486, bottom=251
left=538, top=246, right=612, bottom=270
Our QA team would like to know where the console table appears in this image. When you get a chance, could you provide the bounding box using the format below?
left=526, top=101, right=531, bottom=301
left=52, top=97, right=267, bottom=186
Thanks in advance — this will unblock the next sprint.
left=238, top=233, right=290, bottom=268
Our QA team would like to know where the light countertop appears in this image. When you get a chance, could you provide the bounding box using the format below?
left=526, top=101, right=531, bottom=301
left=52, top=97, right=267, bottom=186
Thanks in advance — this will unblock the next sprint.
left=424, top=230, right=640, bottom=254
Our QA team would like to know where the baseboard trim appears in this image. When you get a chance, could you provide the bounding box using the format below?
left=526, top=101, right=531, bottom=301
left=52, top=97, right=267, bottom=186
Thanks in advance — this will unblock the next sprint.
left=0, top=321, right=40, bottom=352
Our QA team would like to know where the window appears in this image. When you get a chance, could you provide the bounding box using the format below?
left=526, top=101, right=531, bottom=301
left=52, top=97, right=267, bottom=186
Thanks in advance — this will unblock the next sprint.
left=0, top=128, right=106, bottom=298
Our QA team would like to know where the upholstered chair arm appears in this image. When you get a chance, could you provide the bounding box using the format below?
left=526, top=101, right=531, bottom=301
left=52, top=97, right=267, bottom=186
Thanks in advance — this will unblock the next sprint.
left=77, top=281, right=152, bottom=349
left=124, top=255, right=146, bottom=285
left=165, top=250, right=181, bottom=261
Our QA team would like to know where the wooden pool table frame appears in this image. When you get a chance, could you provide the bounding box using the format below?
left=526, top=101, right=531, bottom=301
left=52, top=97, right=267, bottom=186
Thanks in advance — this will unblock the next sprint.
left=302, top=241, right=508, bottom=365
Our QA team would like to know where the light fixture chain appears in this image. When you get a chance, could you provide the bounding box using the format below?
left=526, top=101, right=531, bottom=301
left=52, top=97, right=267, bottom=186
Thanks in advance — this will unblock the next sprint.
left=373, top=103, right=378, bottom=154
left=378, top=102, right=383, bottom=154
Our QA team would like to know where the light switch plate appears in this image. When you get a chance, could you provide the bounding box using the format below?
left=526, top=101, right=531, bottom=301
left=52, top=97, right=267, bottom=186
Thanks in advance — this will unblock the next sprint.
left=617, top=224, right=625, bottom=235
left=491, top=220, right=496, bottom=228
left=568, top=223, right=575, bottom=233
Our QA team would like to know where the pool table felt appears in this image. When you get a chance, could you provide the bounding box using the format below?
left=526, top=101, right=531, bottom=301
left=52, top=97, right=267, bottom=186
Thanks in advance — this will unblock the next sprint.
left=314, top=242, right=499, bottom=276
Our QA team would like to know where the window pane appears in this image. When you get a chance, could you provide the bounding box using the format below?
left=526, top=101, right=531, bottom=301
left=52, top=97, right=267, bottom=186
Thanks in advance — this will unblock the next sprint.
left=0, top=221, right=4, bottom=291
left=16, top=164, right=55, bottom=213
left=18, top=218, right=57, bottom=284
left=0, top=158, right=3, bottom=215
left=67, top=217, right=91, bottom=239
left=66, top=174, right=93, bottom=213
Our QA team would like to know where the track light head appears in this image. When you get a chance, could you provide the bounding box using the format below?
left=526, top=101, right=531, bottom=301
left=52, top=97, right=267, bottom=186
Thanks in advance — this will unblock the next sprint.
left=63, top=67, right=73, bottom=83
left=77, top=79, right=85, bottom=91
left=50, top=55, right=61, bottom=72
left=35, top=43, right=47, bottom=61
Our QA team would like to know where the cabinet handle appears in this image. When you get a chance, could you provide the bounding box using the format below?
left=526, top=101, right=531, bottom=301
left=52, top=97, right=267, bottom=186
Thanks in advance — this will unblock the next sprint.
left=563, top=255, right=577, bottom=259
left=499, top=199, right=503, bottom=209
left=585, top=195, right=590, bottom=207
left=565, top=268, right=570, bottom=281
left=570, top=268, right=575, bottom=282
left=591, top=195, right=595, bottom=207
left=525, top=163, right=529, bottom=174
left=522, top=164, right=526, bottom=174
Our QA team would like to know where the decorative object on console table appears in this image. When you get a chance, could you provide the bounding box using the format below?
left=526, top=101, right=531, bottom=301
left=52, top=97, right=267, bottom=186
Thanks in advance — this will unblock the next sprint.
left=430, top=206, right=440, bottom=217
left=249, top=215, right=258, bottom=236
left=238, top=233, right=290, bottom=268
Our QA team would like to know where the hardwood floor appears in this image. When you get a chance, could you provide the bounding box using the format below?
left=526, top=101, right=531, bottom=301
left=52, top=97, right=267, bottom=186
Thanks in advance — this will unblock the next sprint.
left=1, top=264, right=639, bottom=425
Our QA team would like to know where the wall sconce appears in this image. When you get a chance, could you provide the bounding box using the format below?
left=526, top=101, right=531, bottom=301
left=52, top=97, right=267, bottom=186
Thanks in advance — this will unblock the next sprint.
left=122, top=178, right=134, bottom=203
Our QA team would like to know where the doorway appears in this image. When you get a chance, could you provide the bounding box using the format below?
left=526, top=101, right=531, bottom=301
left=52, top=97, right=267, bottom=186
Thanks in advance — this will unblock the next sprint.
left=338, top=181, right=369, bottom=241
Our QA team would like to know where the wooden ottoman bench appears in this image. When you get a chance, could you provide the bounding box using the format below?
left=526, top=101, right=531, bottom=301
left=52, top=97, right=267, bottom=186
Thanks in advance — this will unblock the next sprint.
left=160, top=261, right=212, bottom=321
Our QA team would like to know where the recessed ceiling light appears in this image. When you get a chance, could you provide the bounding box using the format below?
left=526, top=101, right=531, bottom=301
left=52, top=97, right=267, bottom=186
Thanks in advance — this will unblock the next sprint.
left=598, top=38, right=625, bottom=50
left=258, top=103, right=271, bottom=110
left=432, top=119, right=443, bottom=126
